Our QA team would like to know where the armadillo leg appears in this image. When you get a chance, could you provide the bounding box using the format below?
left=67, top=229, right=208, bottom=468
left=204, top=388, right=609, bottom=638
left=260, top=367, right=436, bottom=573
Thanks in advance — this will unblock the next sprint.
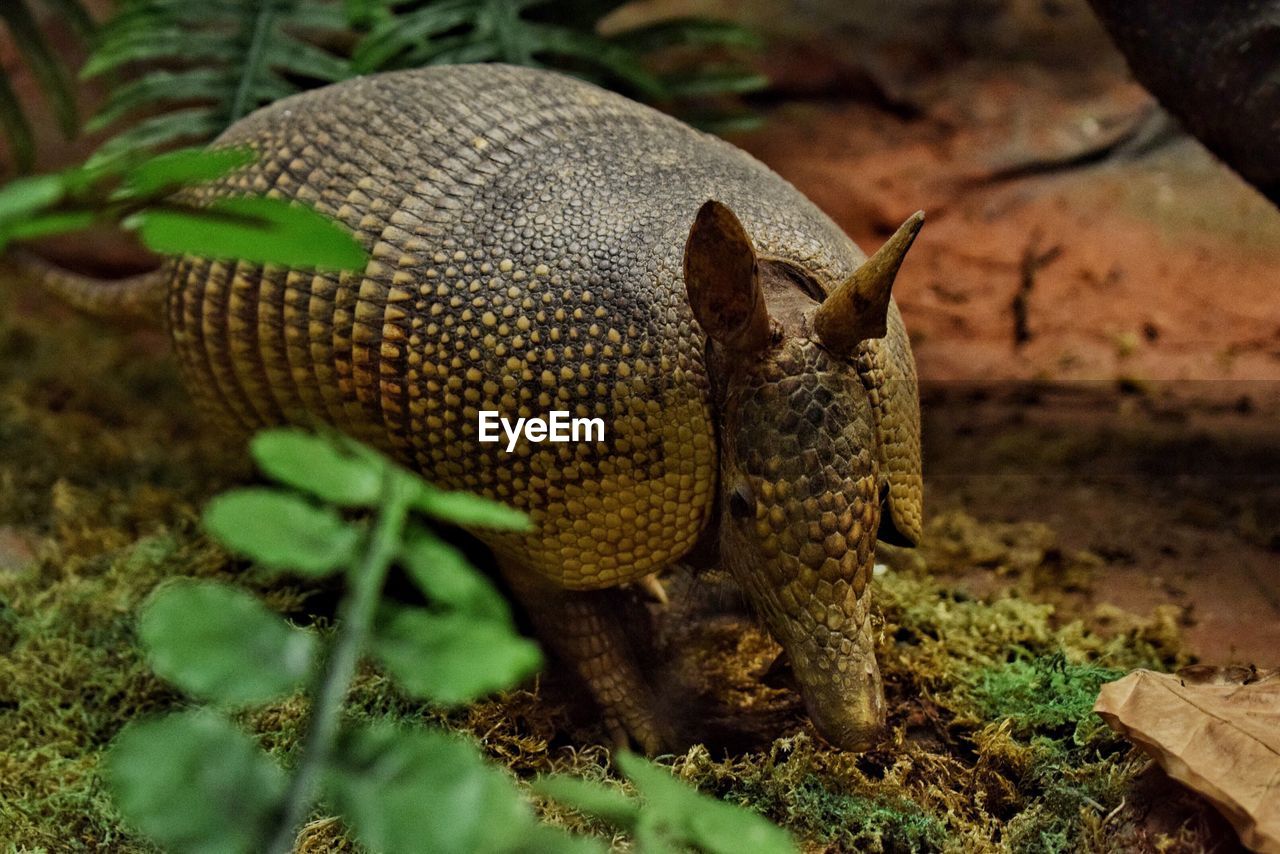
left=499, top=561, right=670, bottom=754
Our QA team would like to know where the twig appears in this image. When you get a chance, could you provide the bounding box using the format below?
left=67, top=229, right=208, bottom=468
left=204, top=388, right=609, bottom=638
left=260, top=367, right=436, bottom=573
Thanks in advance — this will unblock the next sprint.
left=266, top=469, right=413, bottom=854
left=1011, top=231, right=1062, bottom=347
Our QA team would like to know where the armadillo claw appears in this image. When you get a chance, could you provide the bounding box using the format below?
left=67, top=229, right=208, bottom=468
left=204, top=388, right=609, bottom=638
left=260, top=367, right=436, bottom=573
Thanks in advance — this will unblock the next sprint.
left=637, top=573, right=669, bottom=607
left=604, top=709, right=668, bottom=756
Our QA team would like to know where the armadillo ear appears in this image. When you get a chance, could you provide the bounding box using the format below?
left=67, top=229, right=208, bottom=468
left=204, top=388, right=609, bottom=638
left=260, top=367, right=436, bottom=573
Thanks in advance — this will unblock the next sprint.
left=684, top=200, right=773, bottom=353
left=814, top=212, right=924, bottom=356
left=866, top=303, right=923, bottom=547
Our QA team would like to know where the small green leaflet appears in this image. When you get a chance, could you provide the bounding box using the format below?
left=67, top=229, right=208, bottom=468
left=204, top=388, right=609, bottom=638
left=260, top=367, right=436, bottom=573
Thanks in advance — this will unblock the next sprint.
left=0, top=211, right=97, bottom=248
left=412, top=484, right=532, bottom=531
left=618, top=751, right=796, bottom=854
left=139, top=579, right=317, bottom=706
left=398, top=526, right=512, bottom=622
left=117, top=146, right=256, bottom=197
left=250, top=428, right=386, bottom=507
left=104, top=710, right=286, bottom=854
left=370, top=604, right=542, bottom=706
left=203, top=487, right=359, bottom=576
left=0, top=173, right=65, bottom=220
left=325, top=724, right=538, bottom=854
left=534, top=752, right=797, bottom=854
left=127, top=195, right=368, bottom=270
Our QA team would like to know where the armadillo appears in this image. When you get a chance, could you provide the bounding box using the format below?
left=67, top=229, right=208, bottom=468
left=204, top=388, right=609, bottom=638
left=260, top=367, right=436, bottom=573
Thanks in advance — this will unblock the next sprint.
left=33, top=64, right=924, bottom=753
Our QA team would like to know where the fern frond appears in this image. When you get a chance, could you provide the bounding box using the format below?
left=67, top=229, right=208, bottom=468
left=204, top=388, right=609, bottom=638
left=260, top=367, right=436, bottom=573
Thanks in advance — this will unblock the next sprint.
left=0, top=2, right=79, bottom=137
left=277, top=39, right=353, bottom=82
left=611, top=18, right=764, bottom=54
left=523, top=24, right=666, bottom=100
left=660, top=68, right=771, bottom=99
left=0, top=0, right=95, bottom=173
left=84, top=0, right=766, bottom=161
left=41, top=0, right=94, bottom=38
left=87, top=110, right=225, bottom=168
left=84, top=71, right=231, bottom=134
left=351, top=0, right=767, bottom=123
left=229, top=1, right=279, bottom=121
left=352, top=0, right=480, bottom=72
left=287, top=3, right=354, bottom=29
left=83, top=27, right=242, bottom=79
left=85, top=0, right=353, bottom=158
left=0, top=75, right=37, bottom=173
left=398, top=34, right=500, bottom=68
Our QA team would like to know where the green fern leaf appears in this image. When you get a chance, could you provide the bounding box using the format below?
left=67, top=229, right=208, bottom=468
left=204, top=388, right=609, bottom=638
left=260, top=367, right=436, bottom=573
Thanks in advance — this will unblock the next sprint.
left=660, top=68, right=770, bottom=98
left=276, top=39, right=353, bottom=82
left=0, top=74, right=36, bottom=173
left=349, top=0, right=766, bottom=129
left=0, top=1, right=81, bottom=138
left=399, top=34, right=499, bottom=67
left=681, top=110, right=766, bottom=135
left=83, top=27, right=242, bottom=79
left=85, top=70, right=232, bottom=134
left=82, top=0, right=766, bottom=161
left=87, top=109, right=224, bottom=169
left=289, top=2, right=356, bottom=29
left=610, top=18, right=764, bottom=53
left=228, top=0, right=280, bottom=122
left=525, top=24, right=666, bottom=100
left=86, top=0, right=353, bottom=156
left=0, top=0, right=97, bottom=173
left=41, top=0, right=94, bottom=38
left=351, top=0, right=478, bottom=72
left=475, top=0, right=548, bottom=65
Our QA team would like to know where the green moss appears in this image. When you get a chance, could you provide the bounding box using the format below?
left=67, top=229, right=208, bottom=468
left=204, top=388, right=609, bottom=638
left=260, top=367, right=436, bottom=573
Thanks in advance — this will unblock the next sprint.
left=969, top=653, right=1123, bottom=738
left=745, top=770, right=948, bottom=853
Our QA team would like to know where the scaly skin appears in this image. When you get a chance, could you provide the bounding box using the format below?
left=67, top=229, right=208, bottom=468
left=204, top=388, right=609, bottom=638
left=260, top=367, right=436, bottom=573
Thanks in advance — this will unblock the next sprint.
left=81, top=64, right=922, bottom=752
left=720, top=337, right=886, bottom=748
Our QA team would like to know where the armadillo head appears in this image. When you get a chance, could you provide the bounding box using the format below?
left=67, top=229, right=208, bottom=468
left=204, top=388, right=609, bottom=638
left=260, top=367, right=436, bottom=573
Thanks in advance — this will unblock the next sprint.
left=683, top=201, right=924, bottom=752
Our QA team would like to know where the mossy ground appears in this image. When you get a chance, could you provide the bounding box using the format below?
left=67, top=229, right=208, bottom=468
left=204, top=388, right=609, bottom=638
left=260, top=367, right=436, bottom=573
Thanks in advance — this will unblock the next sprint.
left=0, top=281, right=1195, bottom=852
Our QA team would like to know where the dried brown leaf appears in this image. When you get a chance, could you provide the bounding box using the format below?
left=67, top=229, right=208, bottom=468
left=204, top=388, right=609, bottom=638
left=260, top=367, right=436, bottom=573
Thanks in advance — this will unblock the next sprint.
left=1095, top=667, right=1280, bottom=853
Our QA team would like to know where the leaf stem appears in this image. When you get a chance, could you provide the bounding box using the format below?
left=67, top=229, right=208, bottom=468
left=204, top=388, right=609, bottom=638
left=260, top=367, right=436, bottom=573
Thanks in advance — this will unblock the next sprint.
left=266, top=470, right=411, bottom=854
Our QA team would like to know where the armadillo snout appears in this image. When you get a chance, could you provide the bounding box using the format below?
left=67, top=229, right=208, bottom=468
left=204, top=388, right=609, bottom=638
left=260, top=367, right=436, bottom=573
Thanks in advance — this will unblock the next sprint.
left=795, top=631, right=886, bottom=751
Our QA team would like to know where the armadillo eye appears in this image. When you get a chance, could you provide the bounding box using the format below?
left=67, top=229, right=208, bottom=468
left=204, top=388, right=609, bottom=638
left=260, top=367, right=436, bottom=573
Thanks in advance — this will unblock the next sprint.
left=729, top=482, right=756, bottom=519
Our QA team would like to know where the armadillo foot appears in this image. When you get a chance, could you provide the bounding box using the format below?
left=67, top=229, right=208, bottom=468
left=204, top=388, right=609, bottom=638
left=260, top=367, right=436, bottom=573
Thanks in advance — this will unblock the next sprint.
left=500, top=559, right=676, bottom=754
